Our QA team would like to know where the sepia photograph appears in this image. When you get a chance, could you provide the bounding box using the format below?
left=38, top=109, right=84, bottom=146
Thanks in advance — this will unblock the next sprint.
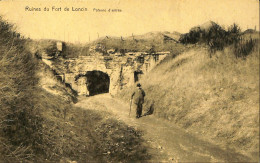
left=0, top=0, right=259, bottom=162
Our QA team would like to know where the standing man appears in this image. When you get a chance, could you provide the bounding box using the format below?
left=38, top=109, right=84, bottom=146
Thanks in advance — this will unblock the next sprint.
left=131, top=83, right=146, bottom=118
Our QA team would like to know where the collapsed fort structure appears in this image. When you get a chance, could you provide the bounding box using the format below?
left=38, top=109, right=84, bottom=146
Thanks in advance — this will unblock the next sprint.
left=42, top=42, right=169, bottom=96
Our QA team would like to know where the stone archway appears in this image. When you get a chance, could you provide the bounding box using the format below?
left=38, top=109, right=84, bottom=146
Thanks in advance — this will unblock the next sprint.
left=86, top=70, right=110, bottom=96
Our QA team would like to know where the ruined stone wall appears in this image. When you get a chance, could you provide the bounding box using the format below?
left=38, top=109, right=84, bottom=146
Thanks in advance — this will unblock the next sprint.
left=48, top=51, right=169, bottom=96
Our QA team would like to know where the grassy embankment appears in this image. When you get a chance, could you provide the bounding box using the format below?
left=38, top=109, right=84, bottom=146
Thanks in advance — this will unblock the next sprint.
left=37, top=92, right=151, bottom=162
left=0, top=16, right=42, bottom=161
left=0, top=17, right=150, bottom=162
left=116, top=33, right=259, bottom=159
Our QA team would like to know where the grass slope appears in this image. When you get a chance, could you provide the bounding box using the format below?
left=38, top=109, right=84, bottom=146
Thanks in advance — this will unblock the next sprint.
left=116, top=45, right=259, bottom=160
left=0, top=16, right=43, bottom=161
left=38, top=91, right=151, bottom=162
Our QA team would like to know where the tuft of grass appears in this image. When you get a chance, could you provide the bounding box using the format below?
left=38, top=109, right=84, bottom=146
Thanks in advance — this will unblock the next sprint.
left=234, top=37, right=258, bottom=58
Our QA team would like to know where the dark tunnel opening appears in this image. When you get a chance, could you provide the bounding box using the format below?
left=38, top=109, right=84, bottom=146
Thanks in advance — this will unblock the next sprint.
left=86, top=70, right=110, bottom=96
left=134, top=71, right=143, bottom=82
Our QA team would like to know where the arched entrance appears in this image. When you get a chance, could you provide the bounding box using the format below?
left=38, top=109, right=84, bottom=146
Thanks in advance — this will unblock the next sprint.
left=86, top=70, right=110, bottom=96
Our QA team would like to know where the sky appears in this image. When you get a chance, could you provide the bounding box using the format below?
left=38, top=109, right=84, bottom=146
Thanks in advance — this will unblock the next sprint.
left=0, top=0, right=259, bottom=43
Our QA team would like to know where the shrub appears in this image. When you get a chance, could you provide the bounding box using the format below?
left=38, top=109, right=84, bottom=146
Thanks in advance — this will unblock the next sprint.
left=179, top=22, right=257, bottom=58
left=234, top=38, right=257, bottom=58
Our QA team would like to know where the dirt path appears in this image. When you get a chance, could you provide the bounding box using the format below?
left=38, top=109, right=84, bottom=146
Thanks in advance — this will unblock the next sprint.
left=75, top=94, right=251, bottom=162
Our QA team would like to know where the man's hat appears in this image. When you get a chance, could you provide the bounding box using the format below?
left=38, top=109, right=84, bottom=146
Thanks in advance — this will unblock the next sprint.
left=137, top=83, right=141, bottom=87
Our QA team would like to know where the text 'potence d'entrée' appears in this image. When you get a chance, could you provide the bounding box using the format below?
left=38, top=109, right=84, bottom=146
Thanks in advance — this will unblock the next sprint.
left=25, top=6, right=122, bottom=12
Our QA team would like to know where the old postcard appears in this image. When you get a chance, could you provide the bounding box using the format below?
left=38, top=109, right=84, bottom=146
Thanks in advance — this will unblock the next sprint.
left=0, top=0, right=259, bottom=162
